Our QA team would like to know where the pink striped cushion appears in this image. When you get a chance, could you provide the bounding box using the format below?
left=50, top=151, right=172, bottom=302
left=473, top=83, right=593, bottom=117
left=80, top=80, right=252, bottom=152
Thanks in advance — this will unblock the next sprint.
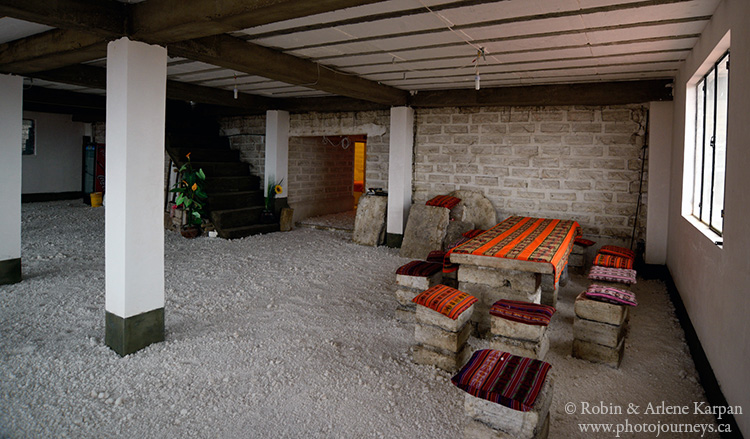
left=586, top=284, right=638, bottom=307
left=588, top=266, right=637, bottom=285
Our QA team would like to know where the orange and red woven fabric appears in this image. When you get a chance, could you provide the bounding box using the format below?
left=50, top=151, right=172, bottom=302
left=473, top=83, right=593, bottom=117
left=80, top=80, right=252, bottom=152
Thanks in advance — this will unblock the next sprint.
left=451, top=349, right=551, bottom=412
left=490, top=300, right=556, bottom=326
left=598, top=245, right=636, bottom=261
left=412, top=284, right=477, bottom=320
left=593, top=253, right=634, bottom=270
left=425, top=195, right=461, bottom=209
left=451, top=216, right=581, bottom=285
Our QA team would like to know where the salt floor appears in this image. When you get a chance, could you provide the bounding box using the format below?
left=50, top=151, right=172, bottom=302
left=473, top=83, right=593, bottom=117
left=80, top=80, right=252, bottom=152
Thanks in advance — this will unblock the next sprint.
left=1, top=201, right=720, bottom=438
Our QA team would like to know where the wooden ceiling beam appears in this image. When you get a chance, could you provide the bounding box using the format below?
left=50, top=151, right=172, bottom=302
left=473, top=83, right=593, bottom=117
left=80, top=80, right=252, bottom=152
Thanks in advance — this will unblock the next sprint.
left=130, top=0, right=386, bottom=44
left=169, top=35, right=408, bottom=106
left=408, top=80, right=674, bottom=107
left=0, top=29, right=108, bottom=74
left=0, top=0, right=126, bottom=37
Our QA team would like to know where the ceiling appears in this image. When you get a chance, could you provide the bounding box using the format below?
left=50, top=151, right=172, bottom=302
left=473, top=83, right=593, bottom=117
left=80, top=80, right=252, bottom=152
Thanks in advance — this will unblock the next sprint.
left=0, top=0, right=720, bottom=114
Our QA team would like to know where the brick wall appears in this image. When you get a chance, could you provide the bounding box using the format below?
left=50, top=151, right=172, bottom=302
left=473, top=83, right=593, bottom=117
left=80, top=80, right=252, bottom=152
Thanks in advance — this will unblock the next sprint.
left=413, top=105, right=649, bottom=240
left=219, top=115, right=266, bottom=179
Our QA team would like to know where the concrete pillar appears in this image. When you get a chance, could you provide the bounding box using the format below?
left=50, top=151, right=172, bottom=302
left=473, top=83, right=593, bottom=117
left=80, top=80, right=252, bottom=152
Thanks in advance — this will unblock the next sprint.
left=265, top=110, right=290, bottom=211
left=645, top=101, right=674, bottom=265
left=386, top=106, right=414, bottom=247
left=0, top=75, right=23, bottom=285
left=104, top=38, right=167, bottom=356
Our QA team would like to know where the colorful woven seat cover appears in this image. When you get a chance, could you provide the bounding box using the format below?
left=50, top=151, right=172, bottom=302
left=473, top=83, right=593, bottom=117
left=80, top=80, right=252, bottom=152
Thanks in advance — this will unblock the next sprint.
left=442, top=237, right=471, bottom=274
left=426, top=250, right=447, bottom=264
left=412, top=284, right=477, bottom=320
left=598, top=245, right=636, bottom=261
left=396, top=260, right=442, bottom=277
left=588, top=266, right=637, bottom=285
left=425, top=195, right=461, bottom=210
left=490, top=300, right=556, bottom=326
left=586, top=284, right=638, bottom=307
left=462, top=229, right=486, bottom=239
left=593, top=253, right=634, bottom=270
left=451, top=349, right=551, bottom=412
left=574, top=237, right=595, bottom=247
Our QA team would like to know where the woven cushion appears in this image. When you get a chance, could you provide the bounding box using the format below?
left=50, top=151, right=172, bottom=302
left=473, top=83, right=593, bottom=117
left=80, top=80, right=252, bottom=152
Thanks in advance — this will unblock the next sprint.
left=588, top=266, right=637, bottom=285
left=396, top=260, right=442, bottom=277
left=412, top=284, right=477, bottom=320
left=586, top=284, right=638, bottom=307
left=451, top=349, right=551, bottom=412
left=574, top=237, right=595, bottom=247
left=598, top=245, right=636, bottom=261
left=426, top=250, right=446, bottom=264
left=490, top=300, right=556, bottom=326
left=425, top=195, right=461, bottom=209
left=593, top=253, right=634, bottom=270
left=462, top=229, right=486, bottom=239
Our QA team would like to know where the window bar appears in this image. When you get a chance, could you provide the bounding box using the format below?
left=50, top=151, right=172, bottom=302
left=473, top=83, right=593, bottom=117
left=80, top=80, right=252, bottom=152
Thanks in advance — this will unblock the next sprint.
left=698, top=78, right=707, bottom=221
left=708, top=59, right=718, bottom=232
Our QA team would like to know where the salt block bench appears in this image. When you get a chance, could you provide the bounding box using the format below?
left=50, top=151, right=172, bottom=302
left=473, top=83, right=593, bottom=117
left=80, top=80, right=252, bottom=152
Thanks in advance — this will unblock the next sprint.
left=489, top=300, right=556, bottom=360
left=394, top=260, right=443, bottom=323
left=573, top=285, right=638, bottom=368
left=412, top=284, right=477, bottom=372
left=452, top=349, right=553, bottom=439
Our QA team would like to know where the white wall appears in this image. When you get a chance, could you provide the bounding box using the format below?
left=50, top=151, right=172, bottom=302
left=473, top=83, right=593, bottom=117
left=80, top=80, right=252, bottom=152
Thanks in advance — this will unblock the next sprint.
left=667, top=0, right=750, bottom=436
left=645, top=101, right=673, bottom=264
left=21, top=111, right=85, bottom=194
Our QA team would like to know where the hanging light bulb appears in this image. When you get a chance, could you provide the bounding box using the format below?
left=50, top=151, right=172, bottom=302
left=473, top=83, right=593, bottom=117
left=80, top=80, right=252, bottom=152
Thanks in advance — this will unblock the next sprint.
left=233, top=73, right=238, bottom=99
left=475, top=74, right=481, bottom=90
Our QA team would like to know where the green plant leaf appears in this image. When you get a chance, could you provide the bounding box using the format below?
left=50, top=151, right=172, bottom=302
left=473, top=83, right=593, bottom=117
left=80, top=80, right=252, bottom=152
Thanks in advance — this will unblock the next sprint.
left=197, top=169, right=206, bottom=180
left=184, top=198, right=192, bottom=208
left=175, top=193, right=185, bottom=206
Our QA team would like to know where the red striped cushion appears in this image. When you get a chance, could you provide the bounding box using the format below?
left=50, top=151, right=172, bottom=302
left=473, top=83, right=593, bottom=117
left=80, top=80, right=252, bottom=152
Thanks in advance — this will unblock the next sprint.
left=452, top=349, right=551, bottom=412
left=426, top=250, right=446, bottom=264
left=462, top=229, right=486, bottom=239
left=599, top=245, right=636, bottom=261
left=396, top=260, right=442, bottom=277
left=412, top=284, right=477, bottom=320
left=593, top=253, right=634, bottom=269
left=574, top=237, right=595, bottom=247
left=426, top=195, right=461, bottom=209
left=490, top=300, right=556, bottom=326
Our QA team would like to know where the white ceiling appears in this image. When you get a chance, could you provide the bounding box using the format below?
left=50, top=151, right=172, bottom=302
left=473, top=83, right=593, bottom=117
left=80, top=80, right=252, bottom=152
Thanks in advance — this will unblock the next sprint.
left=3, top=0, right=721, bottom=99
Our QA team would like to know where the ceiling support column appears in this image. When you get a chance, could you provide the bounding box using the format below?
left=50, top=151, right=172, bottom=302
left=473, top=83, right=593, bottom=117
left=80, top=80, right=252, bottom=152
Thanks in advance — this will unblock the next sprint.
left=104, top=38, right=167, bottom=356
left=265, top=110, right=289, bottom=212
left=0, top=75, right=23, bottom=285
left=386, top=106, right=414, bottom=248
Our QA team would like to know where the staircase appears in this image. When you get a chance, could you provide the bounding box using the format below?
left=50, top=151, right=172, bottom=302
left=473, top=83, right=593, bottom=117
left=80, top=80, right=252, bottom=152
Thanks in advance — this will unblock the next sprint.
left=165, top=105, right=279, bottom=239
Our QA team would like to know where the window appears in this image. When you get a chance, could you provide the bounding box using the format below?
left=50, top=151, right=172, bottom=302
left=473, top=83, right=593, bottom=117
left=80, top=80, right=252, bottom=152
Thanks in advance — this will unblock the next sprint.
left=22, top=118, right=35, bottom=155
left=690, top=51, right=729, bottom=238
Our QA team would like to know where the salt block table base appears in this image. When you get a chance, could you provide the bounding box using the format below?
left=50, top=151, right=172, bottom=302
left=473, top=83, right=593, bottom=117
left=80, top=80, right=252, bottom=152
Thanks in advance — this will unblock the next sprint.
left=572, top=292, right=629, bottom=368
left=489, top=313, right=551, bottom=361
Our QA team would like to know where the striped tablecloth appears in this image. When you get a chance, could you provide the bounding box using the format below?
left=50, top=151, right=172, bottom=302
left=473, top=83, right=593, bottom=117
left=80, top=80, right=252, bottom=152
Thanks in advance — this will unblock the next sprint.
left=451, top=216, right=581, bottom=285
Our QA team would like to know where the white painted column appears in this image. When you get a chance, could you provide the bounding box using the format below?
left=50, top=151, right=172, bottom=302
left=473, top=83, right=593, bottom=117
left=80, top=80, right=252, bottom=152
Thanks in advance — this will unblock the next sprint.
left=645, top=101, right=674, bottom=265
left=104, top=38, right=167, bottom=356
left=264, top=110, right=290, bottom=204
left=0, top=75, right=23, bottom=285
left=386, top=106, right=414, bottom=246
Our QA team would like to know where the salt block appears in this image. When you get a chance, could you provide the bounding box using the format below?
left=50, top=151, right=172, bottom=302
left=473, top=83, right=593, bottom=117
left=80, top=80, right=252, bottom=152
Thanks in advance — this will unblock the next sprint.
left=353, top=195, right=387, bottom=246
left=539, top=274, right=558, bottom=307
left=279, top=207, right=294, bottom=232
left=416, top=303, right=474, bottom=333
left=448, top=189, right=498, bottom=230
left=413, top=343, right=471, bottom=372
left=573, top=337, right=625, bottom=369
left=490, top=315, right=547, bottom=343
left=489, top=331, right=550, bottom=361
left=442, top=270, right=458, bottom=288
left=464, top=413, right=549, bottom=439
left=395, top=288, right=421, bottom=307
left=573, top=316, right=627, bottom=348
left=396, top=270, right=442, bottom=290
left=443, top=220, right=476, bottom=252
left=464, top=377, right=553, bottom=438
left=568, top=253, right=584, bottom=268
left=400, top=204, right=450, bottom=259
left=458, top=282, right=541, bottom=334
left=394, top=305, right=415, bottom=324
left=415, top=321, right=471, bottom=353
left=458, top=266, right=541, bottom=292
left=574, top=292, right=629, bottom=326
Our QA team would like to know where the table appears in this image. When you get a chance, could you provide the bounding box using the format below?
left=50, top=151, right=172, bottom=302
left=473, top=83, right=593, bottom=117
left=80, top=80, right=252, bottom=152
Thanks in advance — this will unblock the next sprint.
left=449, top=216, right=580, bottom=333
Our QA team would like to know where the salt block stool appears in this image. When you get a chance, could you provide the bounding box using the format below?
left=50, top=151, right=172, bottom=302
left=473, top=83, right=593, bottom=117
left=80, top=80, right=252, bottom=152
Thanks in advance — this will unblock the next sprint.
left=412, top=284, right=478, bottom=372
left=489, top=300, right=556, bottom=361
left=572, top=285, right=638, bottom=368
left=452, top=349, right=553, bottom=439
left=394, top=260, right=443, bottom=323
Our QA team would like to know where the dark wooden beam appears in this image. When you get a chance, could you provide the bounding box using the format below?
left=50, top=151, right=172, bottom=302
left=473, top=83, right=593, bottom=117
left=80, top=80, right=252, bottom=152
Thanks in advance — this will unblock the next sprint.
left=169, top=35, right=408, bottom=106
left=0, top=0, right=126, bottom=37
left=284, top=96, right=389, bottom=113
left=0, top=29, right=108, bottom=74
left=408, top=80, right=674, bottom=107
left=23, top=86, right=105, bottom=111
left=130, top=0, right=386, bottom=44
left=28, top=64, right=285, bottom=111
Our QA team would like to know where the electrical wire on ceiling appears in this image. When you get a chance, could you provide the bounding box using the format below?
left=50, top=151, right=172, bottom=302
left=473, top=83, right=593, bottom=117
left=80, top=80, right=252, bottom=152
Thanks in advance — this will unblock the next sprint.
left=323, top=136, right=351, bottom=149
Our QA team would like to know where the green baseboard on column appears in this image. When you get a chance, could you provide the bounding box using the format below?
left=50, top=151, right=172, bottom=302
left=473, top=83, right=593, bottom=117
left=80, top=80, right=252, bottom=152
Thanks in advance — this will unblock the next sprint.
left=0, top=258, right=21, bottom=285
left=105, top=308, right=165, bottom=357
left=386, top=233, right=403, bottom=248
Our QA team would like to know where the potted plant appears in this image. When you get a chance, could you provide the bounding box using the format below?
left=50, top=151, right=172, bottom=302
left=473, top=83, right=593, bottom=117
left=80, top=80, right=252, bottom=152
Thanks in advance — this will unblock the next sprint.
left=170, top=152, right=208, bottom=238
left=262, top=176, right=284, bottom=223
